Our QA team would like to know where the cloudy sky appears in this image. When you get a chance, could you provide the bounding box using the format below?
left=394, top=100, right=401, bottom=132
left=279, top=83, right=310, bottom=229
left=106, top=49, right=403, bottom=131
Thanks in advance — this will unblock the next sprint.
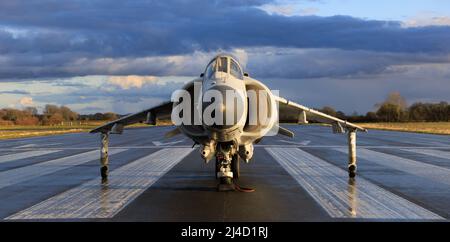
left=0, top=0, right=449, bottom=114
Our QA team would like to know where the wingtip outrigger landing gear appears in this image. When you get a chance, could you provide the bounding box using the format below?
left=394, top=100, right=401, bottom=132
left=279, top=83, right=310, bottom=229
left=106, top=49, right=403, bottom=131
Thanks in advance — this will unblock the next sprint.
left=100, top=132, right=109, bottom=182
left=348, top=129, right=357, bottom=178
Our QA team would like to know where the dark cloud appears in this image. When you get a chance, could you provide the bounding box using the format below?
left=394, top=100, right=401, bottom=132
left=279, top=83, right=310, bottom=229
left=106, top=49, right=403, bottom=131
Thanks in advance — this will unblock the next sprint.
left=51, top=80, right=90, bottom=87
left=33, top=79, right=183, bottom=112
left=245, top=48, right=450, bottom=79
left=261, top=60, right=450, bottom=114
left=0, top=89, right=30, bottom=94
left=2, top=1, right=450, bottom=55
left=1, top=0, right=450, bottom=79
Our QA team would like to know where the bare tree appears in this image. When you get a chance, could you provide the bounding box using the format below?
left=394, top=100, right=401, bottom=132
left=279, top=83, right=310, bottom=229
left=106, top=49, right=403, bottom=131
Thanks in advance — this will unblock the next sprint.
left=375, top=91, right=408, bottom=110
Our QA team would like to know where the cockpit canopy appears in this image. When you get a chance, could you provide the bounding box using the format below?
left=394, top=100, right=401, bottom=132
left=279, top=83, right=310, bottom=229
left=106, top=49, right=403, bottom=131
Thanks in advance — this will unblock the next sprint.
left=205, top=55, right=243, bottom=80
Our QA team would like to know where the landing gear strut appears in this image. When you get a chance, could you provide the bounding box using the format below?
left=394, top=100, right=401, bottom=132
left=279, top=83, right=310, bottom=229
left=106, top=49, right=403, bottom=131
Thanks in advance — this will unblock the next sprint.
left=215, top=156, right=240, bottom=178
left=215, top=142, right=254, bottom=192
left=348, top=129, right=357, bottom=178
left=100, top=132, right=109, bottom=181
left=216, top=155, right=235, bottom=191
left=215, top=142, right=236, bottom=191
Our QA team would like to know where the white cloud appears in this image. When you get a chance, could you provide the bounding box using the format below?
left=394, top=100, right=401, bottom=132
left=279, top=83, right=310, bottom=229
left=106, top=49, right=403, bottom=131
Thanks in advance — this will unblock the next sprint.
left=19, top=96, right=34, bottom=106
left=402, top=13, right=450, bottom=27
left=258, top=4, right=319, bottom=17
left=61, top=49, right=249, bottom=78
left=0, top=25, right=32, bottom=39
left=230, top=49, right=248, bottom=68
left=107, top=75, right=159, bottom=89
left=298, top=7, right=319, bottom=16
left=259, top=4, right=296, bottom=16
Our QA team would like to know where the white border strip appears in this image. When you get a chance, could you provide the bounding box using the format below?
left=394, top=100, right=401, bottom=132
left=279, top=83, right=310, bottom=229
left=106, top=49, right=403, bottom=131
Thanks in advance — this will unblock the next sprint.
left=0, top=149, right=126, bottom=190
left=400, top=148, right=450, bottom=161
left=7, top=148, right=193, bottom=220
left=0, top=150, right=61, bottom=164
left=267, top=147, right=442, bottom=220
left=335, top=148, right=450, bottom=186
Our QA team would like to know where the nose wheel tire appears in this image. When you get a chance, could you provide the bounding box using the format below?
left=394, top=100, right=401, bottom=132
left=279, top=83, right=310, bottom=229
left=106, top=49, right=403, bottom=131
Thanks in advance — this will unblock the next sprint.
left=217, top=177, right=235, bottom=191
left=220, top=177, right=233, bottom=185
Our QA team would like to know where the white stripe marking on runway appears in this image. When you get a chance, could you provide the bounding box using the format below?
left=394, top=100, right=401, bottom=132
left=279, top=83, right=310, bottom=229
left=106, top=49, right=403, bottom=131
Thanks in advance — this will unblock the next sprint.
left=0, top=149, right=126, bottom=190
left=152, top=139, right=184, bottom=146
left=0, top=150, right=61, bottom=164
left=6, top=148, right=193, bottom=220
left=14, top=144, right=37, bottom=148
left=266, top=148, right=442, bottom=219
left=400, top=148, right=450, bottom=160
left=335, top=148, right=450, bottom=186
left=278, top=140, right=311, bottom=146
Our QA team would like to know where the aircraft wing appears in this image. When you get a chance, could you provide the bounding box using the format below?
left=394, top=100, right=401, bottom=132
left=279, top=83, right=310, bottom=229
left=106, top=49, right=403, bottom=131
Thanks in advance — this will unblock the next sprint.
left=275, top=96, right=367, bottom=133
left=90, top=101, right=173, bottom=134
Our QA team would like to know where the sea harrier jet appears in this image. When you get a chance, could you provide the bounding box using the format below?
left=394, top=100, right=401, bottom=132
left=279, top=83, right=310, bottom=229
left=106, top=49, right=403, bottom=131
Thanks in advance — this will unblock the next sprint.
left=91, top=54, right=366, bottom=191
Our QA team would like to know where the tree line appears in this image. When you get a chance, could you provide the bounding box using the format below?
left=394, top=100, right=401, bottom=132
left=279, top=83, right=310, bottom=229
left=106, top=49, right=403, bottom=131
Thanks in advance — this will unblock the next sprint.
left=319, top=92, right=450, bottom=122
left=1, top=93, right=449, bottom=126
left=0, top=104, right=118, bottom=125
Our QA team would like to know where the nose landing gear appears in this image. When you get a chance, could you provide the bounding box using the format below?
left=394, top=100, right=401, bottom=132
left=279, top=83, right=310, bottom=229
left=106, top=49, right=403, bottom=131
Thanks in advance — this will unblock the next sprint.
left=215, top=142, right=253, bottom=192
left=216, top=150, right=235, bottom=191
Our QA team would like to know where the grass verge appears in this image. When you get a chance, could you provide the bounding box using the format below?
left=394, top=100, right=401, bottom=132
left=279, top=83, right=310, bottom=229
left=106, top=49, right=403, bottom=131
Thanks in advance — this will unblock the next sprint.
left=358, top=122, right=450, bottom=135
left=0, top=122, right=151, bottom=140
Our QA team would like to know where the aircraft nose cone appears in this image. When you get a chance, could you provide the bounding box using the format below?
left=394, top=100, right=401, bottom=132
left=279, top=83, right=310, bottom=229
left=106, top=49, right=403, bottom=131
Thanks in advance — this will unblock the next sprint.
left=202, top=85, right=244, bottom=130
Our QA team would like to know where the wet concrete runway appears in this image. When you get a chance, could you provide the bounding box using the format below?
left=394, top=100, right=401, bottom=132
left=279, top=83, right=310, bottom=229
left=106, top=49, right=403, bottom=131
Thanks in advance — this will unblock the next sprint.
left=0, top=125, right=449, bottom=221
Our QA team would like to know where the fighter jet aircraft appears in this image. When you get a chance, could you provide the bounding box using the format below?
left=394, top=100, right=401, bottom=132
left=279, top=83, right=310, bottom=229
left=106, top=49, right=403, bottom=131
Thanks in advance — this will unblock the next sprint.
left=91, top=54, right=366, bottom=191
